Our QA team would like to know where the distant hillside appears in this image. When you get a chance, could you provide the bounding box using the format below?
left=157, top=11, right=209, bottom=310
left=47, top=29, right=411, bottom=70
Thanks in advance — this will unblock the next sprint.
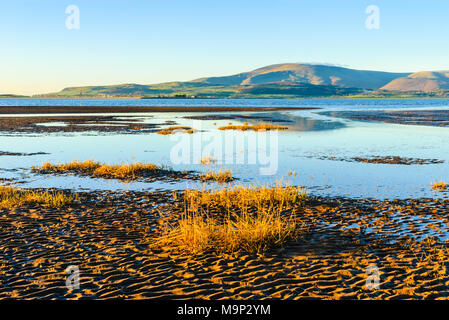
left=49, top=82, right=238, bottom=98
left=36, top=63, right=449, bottom=98
left=42, top=82, right=364, bottom=99
left=191, top=63, right=409, bottom=90
left=381, top=71, right=449, bottom=91
left=0, top=94, right=29, bottom=98
left=236, top=82, right=363, bottom=97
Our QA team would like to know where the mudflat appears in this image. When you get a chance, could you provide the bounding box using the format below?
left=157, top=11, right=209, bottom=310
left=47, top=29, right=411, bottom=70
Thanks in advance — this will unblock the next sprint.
left=321, top=109, right=449, bottom=127
left=1, top=189, right=448, bottom=300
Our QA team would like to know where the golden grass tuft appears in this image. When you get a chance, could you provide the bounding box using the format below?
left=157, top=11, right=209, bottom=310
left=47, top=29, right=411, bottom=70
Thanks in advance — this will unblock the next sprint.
left=200, top=169, right=233, bottom=183
left=184, top=182, right=306, bottom=211
left=0, top=185, right=78, bottom=208
left=431, top=181, right=448, bottom=191
left=157, top=126, right=195, bottom=135
left=200, top=156, right=214, bottom=165
left=157, top=211, right=299, bottom=254
left=38, top=160, right=101, bottom=172
left=218, top=122, right=288, bottom=131
left=287, top=170, right=297, bottom=177
left=152, top=182, right=307, bottom=254
left=92, top=163, right=159, bottom=179
left=33, top=160, right=162, bottom=179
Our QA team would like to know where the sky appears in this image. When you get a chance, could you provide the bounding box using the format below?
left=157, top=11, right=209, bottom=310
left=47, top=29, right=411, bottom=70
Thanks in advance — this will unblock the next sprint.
left=1, top=0, right=449, bottom=95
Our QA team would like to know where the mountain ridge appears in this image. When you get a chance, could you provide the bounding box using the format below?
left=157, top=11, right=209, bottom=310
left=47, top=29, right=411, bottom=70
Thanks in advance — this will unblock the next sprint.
left=381, top=71, right=449, bottom=91
left=37, top=63, right=449, bottom=98
left=189, top=63, right=410, bottom=89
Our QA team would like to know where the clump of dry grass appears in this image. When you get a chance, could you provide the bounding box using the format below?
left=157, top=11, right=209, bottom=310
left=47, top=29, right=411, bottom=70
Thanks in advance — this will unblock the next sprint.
left=200, top=156, right=214, bottom=165
left=152, top=182, right=307, bottom=254
left=287, top=170, right=297, bottom=177
left=157, top=126, right=195, bottom=135
left=33, top=160, right=162, bottom=179
left=93, top=163, right=159, bottom=179
left=218, top=122, right=288, bottom=131
left=431, top=181, right=448, bottom=191
left=201, top=169, right=233, bottom=183
left=184, top=182, right=306, bottom=211
left=37, top=160, right=101, bottom=172
left=158, top=210, right=299, bottom=254
left=0, top=185, right=78, bottom=208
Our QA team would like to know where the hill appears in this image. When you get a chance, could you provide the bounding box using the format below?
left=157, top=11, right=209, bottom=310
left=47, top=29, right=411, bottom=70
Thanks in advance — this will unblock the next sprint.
left=381, top=71, right=449, bottom=91
left=36, top=63, right=449, bottom=98
left=191, top=63, right=409, bottom=90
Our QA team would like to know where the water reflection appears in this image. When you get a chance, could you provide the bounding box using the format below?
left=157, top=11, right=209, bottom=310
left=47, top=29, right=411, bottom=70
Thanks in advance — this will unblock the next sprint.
left=0, top=101, right=448, bottom=200
left=183, top=111, right=346, bottom=132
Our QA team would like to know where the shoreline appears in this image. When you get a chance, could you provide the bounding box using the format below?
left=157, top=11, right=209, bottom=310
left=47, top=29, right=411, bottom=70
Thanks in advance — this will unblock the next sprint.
left=0, top=106, right=318, bottom=114
left=2, top=96, right=449, bottom=100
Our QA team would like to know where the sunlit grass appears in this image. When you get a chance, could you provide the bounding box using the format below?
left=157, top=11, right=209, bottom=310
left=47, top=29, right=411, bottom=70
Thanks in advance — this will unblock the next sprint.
left=152, top=182, right=307, bottom=254
left=201, top=169, right=233, bottom=183
left=218, top=122, right=288, bottom=131
left=184, top=182, right=306, bottom=211
left=287, top=170, right=297, bottom=177
left=200, top=156, right=214, bottom=165
left=37, top=160, right=101, bottom=172
left=0, top=185, right=78, bottom=208
left=157, top=126, right=195, bottom=135
left=431, top=180, right=448, bottom=191
left=33, top=160, right=162, bottom=179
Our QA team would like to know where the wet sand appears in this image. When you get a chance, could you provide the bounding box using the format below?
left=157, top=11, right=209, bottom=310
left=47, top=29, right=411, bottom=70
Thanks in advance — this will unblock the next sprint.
left=1, top=104, right=448, bottom=300
left=1, top=189, right=449, bottom=300
left=0, top=106, right=315, bottom=134
left=0, top=151, right=49, bottom=156
left=0, top=115, right=164, bottom=134
left=308, top=155, right=444, bottom=165
left=321, top=109, right=449, bottom=127
left=32, top=164, right=199, bottom=183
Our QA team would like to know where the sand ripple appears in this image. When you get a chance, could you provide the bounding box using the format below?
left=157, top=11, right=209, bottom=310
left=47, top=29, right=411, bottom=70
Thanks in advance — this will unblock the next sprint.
left=1, top=191, right=449, bottom=299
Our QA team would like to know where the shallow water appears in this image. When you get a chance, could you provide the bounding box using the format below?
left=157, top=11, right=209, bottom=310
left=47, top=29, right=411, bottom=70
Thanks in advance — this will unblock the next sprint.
left=2, top=97, right=449, bottom=110
left=0, top=98, right=448, bottom=200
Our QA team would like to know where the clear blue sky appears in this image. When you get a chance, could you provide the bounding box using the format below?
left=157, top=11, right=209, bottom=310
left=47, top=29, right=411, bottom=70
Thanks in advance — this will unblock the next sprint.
left=1, top=0, right=449, bottom=95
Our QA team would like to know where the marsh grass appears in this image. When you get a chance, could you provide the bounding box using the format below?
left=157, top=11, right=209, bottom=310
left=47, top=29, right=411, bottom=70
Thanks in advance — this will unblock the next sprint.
left=184, top=182, right=306, bottom=211
left=200, top=156, right=214, bottom=165
left=431, top=181, right=448, bottom=191
left=218, top=122, right=288, bottom=131
left=0, top=185, right=78, bottom=208
left=153, top=182, right=307, bottom=254
left=157, top=126, right=195, bottom=135
left=33, top=160, right=162, bottom=179
left=200, top=169, right=233, bottom=183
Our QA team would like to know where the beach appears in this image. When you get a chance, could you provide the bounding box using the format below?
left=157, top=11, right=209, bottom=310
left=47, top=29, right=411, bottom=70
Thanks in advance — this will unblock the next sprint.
left=1, top=188, right=448, bottom=299
left=0, top=98, right=449, bottom=300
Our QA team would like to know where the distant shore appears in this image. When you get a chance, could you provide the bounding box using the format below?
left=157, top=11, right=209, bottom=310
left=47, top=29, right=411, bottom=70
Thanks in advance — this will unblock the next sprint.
left=2, top=95, right=449, bottom=100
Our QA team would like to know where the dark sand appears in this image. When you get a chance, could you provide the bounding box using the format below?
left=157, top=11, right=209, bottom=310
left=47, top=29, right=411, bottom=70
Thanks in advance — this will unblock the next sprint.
left=0, top=106, right=315, bottom=134
left=307, top=155, right=444, bottom=165
left=1, top=189, right=449, bottom=300
left=321, top=109, right=449, bottom=127
left=0, top=116, right=164, bottom=134
left=32, top=165, right=199, bottom=183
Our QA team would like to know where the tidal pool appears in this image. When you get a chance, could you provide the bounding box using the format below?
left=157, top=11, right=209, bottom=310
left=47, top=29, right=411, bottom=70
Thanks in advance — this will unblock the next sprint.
left=0, top=98, right=448, bottom=200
